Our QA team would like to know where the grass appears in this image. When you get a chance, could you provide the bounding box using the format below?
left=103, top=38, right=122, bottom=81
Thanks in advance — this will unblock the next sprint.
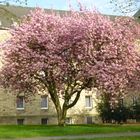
left=0, top=124, right=139, bottom=138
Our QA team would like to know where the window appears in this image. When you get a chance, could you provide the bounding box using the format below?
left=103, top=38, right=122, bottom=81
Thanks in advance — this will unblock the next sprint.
left=17, top=119, right=24, bottom=125
left=86, top=116, right=92, bottom=124
left=85, top=96, right=92, bottom=108
left=65, top=117, right=72, bottom=124
left=119, top=99, right=123, bottom=107
left=41, top=96, right=48, bottom=109
left=16, top=96, right=24, bottom=109
left=133, top=96, right=137, bottom=105
left=41, top=118, right=48, bottom=125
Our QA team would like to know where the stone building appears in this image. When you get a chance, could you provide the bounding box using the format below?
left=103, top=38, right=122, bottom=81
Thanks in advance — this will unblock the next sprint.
left=0, top=87, right=99, bottom=125
left=0, top=5, right=99, bottom=125
left=0, top=4, right=140, bottom=125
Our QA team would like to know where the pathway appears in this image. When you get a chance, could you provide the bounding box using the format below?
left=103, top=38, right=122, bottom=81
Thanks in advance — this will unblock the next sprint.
left=10, top=132, right=140, bottom=140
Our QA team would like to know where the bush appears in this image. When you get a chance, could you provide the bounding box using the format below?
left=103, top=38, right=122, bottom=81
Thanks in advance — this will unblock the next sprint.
left=97, top=93, right=131, bottom=124
left=132, top=103, right=140, bottom=122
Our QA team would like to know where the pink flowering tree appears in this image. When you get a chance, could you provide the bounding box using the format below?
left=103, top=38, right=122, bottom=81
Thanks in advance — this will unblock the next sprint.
left=0, top=9, right=139, bottom=126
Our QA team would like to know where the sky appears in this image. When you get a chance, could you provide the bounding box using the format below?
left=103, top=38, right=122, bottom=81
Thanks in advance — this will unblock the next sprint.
left=13, top=0, right=138, bottom=16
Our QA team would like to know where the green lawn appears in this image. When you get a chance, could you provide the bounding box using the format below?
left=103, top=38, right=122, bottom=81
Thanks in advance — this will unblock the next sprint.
left=0, top=124, right=139, bottom=138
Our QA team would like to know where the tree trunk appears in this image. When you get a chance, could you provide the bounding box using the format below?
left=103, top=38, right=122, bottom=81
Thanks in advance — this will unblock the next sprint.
left=57, top=107, right=67, bottom=126
left=48, top=89, right=68, bottom=126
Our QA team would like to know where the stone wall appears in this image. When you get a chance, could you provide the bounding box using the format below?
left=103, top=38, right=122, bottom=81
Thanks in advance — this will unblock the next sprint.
left=0, top=87, right=99, bottom=125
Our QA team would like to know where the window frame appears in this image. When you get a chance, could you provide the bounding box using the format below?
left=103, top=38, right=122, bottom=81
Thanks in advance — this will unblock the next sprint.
left=17, top=119, right=24, bottom=125
left=132, top=96, right=137, bottom=106
left=16, top=96, right=25, bottom=110
left=85, top=95, right=92, bottom=108
left=41, top=95, right=48, bottom=109
left=85, top=116, right=93, bottom=124
left=41, top=118, right=48, bottom=125
left=65, top=117, right=72, bottom=124
left=119, top=98, right=124, bottom=107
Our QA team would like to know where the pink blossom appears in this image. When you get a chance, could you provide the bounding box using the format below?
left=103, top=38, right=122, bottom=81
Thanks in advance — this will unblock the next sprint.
left=0, top=8, right=139, bottom=102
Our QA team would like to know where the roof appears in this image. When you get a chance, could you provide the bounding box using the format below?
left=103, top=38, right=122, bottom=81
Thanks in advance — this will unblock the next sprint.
left=0, top=4, right=139, bottom=28
left=134, top=9, right=140, bottom=17
left=0, top=4, right=67, bottom=28
left=133, top=9, right=140, bottom=22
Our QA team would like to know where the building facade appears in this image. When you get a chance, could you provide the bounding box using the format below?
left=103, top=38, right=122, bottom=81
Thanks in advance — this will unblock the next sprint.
left=0, top=87, right=99, bottom=125
left=0, top=5, right=140, bottom=125
left=0, top=4, right=101, bottom=124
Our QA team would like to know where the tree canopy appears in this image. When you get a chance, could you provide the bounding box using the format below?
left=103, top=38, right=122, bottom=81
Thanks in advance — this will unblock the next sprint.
left=0, top=0, right=27, bottom=5
left=0, top=8, right=139, bottom=126
left=110, top=0, right=140, bottom=14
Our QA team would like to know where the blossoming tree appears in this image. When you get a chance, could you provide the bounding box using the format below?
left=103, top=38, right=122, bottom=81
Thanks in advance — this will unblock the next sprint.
left=0, top=9, right=139, bottom=126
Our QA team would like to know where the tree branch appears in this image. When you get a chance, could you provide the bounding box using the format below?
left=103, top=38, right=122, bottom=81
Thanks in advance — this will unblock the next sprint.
left=66, top=90, right=81, bottom=109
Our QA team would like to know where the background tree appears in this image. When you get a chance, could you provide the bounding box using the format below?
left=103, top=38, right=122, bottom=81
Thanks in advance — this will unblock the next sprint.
left=110, top=0, right=140, bottom=14
left=0, top=0, right=27, bottom=5
left=133, top=102, right=140, bottom=122
left=0, top=9, right=139, bottom=126
left=97, top=93, right=112, bottom=123
left=97, top=92, right=130, bottom=124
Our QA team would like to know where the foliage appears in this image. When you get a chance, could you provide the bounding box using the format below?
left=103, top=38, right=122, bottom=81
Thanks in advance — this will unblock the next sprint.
left=97, top=93, right=140, bottom=123
left=97, top=93, right=130, bottom=124
left=110, top=0, right=140, bottom=14
left=112, top=106, right=130, bottom=123
left=0, top=0, right=27, bottom=5
left=131, top=102, right=140, bottom=121
left=97, top=93, right=112, bottom=123
left=0, top=8, right=139, bottom=126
